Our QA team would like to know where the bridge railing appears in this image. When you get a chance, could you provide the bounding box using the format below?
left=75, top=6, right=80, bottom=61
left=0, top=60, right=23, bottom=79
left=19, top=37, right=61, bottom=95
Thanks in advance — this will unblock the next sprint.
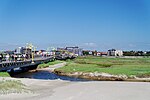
left=0, top=56, right=55, bottom=72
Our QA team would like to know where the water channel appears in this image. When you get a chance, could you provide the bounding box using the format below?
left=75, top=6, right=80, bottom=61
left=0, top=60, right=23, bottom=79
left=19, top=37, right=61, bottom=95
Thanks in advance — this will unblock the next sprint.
left=13, top=70, right=88, bottom=82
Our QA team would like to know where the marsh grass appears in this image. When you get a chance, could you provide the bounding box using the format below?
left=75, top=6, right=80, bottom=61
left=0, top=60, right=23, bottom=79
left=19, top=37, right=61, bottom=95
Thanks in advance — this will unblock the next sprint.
left=0, top=79, right=30, bottom=94
left=57, top=56, right=150, bottom=77
left=0, top=72, right=10, bottom=77
left=96, top=64, right=112, bottom=68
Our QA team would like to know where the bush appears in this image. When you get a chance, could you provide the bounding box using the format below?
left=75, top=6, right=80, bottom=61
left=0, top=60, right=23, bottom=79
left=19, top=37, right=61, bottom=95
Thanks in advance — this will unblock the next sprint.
left=97, top=64, right=112, bottom=68
left=74, top=60, right=87, bottom=64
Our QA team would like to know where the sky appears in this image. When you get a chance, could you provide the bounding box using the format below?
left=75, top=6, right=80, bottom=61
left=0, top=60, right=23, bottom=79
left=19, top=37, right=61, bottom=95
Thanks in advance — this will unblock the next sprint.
left=0, top=0, right=150, bottom=51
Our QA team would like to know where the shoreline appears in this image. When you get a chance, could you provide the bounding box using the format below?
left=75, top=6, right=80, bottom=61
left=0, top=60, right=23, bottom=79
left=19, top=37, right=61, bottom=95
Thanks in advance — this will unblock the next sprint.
left=34, top=62, right=150, bottom=82
left=1, top=77, right=150, bottom=100
left=53, top=69, right=150, bottom=82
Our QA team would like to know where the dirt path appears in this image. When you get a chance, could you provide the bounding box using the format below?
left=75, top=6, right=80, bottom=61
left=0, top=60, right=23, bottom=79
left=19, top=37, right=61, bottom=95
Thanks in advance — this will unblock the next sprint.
left=37, top=62, right=66, bottom=71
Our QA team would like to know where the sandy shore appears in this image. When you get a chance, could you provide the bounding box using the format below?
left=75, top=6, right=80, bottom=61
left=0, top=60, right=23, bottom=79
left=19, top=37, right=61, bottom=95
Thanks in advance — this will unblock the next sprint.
left=0, top=77, right=71, bottom=100
left=1, top=63, right=150, bottom=100
left=0, top=77, right=150, bottom=100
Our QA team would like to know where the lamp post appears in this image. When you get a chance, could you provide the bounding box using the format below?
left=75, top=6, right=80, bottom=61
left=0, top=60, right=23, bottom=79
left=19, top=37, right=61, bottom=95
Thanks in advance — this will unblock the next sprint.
left=25, top=43, right=28, bottom=60
left=31, top=44, right=34, bottom=63
left=27, top=43, right=34, bottom=63
left=32, top=45, right=37, bottom=63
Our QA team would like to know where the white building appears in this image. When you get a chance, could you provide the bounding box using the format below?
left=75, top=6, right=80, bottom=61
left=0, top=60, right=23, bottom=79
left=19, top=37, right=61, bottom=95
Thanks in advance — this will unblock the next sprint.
left=107, top=49, right=123, bottom=56
left=115, top=50, right=123, bottom=56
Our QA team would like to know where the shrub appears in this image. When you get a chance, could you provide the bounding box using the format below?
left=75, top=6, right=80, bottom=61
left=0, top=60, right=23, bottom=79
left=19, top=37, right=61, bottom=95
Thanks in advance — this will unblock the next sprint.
left=97, top=64, right=112, bottom=68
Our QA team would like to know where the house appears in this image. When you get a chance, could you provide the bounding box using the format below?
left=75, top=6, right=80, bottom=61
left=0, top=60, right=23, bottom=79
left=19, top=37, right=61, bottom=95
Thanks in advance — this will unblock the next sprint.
left=96, top=52, right=107, bottom=56
left=107, top=49, right=123, bottom=56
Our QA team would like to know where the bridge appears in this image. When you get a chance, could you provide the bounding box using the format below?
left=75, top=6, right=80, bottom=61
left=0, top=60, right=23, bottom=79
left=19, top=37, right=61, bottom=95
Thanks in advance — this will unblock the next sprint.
left=0, top=56, right=55, bottom=74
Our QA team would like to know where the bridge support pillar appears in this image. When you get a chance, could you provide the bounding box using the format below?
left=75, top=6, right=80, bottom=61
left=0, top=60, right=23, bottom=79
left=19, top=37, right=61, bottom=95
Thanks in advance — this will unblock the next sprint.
left=8, top=69, right=15, bottom=76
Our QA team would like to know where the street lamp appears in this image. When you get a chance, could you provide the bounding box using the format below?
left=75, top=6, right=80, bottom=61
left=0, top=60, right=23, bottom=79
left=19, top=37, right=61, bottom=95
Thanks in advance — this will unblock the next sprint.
left=27, top=43, right=34, bottom=63
left=25, top=43, right=28, bottom=59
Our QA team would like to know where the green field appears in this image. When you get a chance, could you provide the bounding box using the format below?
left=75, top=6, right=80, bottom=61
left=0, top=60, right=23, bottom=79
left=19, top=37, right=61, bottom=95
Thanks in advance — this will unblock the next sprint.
left=57, top=56, right=150, bottom=77
left=38, top=60, right=64, bottom=69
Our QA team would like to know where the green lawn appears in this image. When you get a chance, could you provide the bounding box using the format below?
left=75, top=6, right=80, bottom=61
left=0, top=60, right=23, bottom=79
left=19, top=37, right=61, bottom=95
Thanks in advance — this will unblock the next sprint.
left=56, top=56, right=150, bottom=77
left=38, top=60, right=64, bottom=69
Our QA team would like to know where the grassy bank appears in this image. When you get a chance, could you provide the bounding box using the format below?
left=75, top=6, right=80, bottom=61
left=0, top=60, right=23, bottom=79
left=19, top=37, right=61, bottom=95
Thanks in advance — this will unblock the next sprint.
left=38, top=60, right=64, bottom=69
left=0, top=72, right=10, bottom=77
left=0, top=79, right=30, bottom=94
left=56, top=56, right=150, bottom=77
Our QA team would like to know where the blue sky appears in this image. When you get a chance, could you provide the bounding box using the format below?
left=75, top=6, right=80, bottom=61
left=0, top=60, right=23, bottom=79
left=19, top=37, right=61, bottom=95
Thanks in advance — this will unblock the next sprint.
left=0, top=0, right=150, bottom=51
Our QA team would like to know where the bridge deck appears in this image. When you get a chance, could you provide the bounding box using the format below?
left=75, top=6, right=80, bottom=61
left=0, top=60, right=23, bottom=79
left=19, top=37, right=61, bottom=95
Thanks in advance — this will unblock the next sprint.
left=0, top=56, right=55, bottom=72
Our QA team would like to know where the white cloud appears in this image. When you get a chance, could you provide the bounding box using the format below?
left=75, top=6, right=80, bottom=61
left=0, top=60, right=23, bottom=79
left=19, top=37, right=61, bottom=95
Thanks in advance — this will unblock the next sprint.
left=83, top=42, right=98, bottom=47
left=128, top=44, right=136, bottom=48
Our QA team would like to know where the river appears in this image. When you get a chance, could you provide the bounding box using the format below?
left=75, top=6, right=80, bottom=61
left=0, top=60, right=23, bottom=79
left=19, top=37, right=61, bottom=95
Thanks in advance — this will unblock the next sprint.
left=13, top=70, right=88, bottom=81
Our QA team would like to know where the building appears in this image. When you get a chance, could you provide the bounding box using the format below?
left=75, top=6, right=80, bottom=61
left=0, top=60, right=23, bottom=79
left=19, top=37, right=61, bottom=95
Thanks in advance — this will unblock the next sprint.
left=15, top=47, right=32, bottom=58
left=57, top=46, right=83, bottom=56
left=97, top=52, right=107, bottom=56
left=65, top=47, right=82, bottom=56
left=107, top=49, right=123, bottom=56
left=115, top=50, right=123, bottom=56
left=4, top=50, right=15, bottom=55
left=15, top=47, right=32, bottom=54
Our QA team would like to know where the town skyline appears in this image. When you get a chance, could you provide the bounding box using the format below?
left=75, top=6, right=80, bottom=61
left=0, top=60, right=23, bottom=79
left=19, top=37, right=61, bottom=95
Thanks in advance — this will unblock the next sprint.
left=0, top=0, right=150, bottom=51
